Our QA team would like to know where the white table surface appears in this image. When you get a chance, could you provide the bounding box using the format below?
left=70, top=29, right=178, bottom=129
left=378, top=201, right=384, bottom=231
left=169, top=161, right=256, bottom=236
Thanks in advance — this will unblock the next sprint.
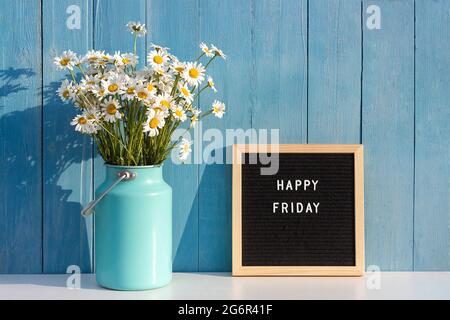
left=0, top=272, right=449, bottom=300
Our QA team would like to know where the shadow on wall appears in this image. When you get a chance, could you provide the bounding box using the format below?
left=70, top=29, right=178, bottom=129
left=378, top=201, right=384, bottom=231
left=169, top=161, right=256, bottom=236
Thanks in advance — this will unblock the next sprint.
left=0, top=67, right=227, bottom=273
left=0, top=68, right=92, bottom=273
left=198, top=146, right=232, bottom=271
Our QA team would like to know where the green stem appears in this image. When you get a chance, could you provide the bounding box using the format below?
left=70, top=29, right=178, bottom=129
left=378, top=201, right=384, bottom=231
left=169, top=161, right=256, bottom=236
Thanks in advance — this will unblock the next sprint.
left=68, top=69, right=77, bottom=83
left=98, top=121, right=138, bottom=166
left=170, top=74, right=181, bottom=97
left=77, top=65, right=86, bottom=76
left=195, top=52, right=206, bottom=62
left=204, top=55, right=217, bottom=69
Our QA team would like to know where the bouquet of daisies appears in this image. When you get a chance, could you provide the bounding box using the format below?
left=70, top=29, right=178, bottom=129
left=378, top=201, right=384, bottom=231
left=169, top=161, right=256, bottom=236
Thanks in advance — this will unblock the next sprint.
left=54, top=21, right=225, bottom=165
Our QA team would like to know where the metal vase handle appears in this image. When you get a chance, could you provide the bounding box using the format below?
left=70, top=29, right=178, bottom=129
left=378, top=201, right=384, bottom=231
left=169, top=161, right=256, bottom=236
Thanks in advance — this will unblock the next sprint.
left=81, top=171, right=137, bottom=217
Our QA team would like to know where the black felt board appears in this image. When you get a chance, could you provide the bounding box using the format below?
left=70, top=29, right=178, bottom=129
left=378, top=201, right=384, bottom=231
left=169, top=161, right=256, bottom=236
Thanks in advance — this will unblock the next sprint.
left=241, top=153, right=355, bottom=266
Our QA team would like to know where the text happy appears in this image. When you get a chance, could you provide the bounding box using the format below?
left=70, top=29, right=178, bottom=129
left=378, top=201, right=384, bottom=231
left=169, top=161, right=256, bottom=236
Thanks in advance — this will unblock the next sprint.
left=272, top=179, right=320, bottom=214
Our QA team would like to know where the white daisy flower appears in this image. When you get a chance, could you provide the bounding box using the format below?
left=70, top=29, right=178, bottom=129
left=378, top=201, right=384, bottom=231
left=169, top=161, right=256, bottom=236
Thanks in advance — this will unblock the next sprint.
left=178, top=83, right=193, bottom=103
left=122, top=78, right=138, bottom=100
left=98, top=52, right=113, bottom=66
left=190, top=108, right=202, bottom=127
left=135, top=84, right=151, bottom=101
left=171, top=105, right=187, bottom=122
left=80, top=75, right=100, bottom=91
left=207, top=76, right=217, bottom=92
left=150, top=43, right=170, bottom=53
left=156, top=69, right=175, bottom=86
left=85, top=110, right=102, bottom=134
left=93, top=87, right=107, bottom=99
left=143, top=109, right=165, bottom=137
left=135, top=68, right=152, bottom=82
left=183, top=62, right=205, bottom=87
left=100, top=51, right=113, bottom=60
left=211, top=45, right=226, bottom=59
left=126, top=21, right=147, bottom=37
left=57, top=80, right=76, bottom=101
left=171, top=61, right=186, bottom=74
left=54, top=50, right=77, bottom=70
left=200, top=42, right=214, bottom=57
left=101, top=97, right=122, bottom=123
left=152, top=66, right=166, bottom=77
left=114, top=52, right=138, bottom=67
left=148, top=50, right=168, bottom=70
left=155, top=93, right=173, bottom=111
left=212, top=100, right=225, bottom=118
left=102, top=74, right=124, bottom=95
left=148, top=104, right=169, bottom=118
left=71, top=114, right=91, bottom=133
left=85, top=50, right=102, bottom=64
left=178, top=138, right=193, bottom=161
left=73, top=55, right=84, bottom=66
left=145, top=81, right=157, bottom=96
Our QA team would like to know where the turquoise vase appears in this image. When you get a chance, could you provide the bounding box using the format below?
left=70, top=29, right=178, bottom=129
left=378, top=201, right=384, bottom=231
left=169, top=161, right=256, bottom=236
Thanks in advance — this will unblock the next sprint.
left=94, top=164, right=172, bottom=290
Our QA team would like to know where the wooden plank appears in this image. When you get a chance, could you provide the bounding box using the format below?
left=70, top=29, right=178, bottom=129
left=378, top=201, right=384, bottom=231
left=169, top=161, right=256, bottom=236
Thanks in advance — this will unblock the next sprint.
left=147, top=0, right=199, bottom=271
left=251, top=0, right=308, bottom=143
left=308, top=0, right=361, bottom=144
left=414, top=0, right=450, bottom=270
left=93, top=0, right=146, bottom=58
left=362, top=0, right=415, bottom=270
left=93, top=0, right=146, bottom=272
left=197, top=0, right=254, bottom=271
left=42, top=0, right=94, bottom=273
left=0, top=0, right=42, bottom=273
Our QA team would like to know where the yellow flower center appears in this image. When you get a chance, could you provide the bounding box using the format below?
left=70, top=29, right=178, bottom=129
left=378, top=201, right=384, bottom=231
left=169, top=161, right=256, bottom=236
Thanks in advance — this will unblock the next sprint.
left=213, top=106, right=219, bottom=113
left=78, top=117, right=87, bottom=125
left=153, top=107, right=162, bottom=113
left=149, top=118, right=159, bottom=129
left=189, top=68, right=199, bottom=78
left=98, top=89, right=105, bottom=96
left=87, top=114, right=96, bottom=120
left=175, top=109, right=183, bottom=117
left=208, top=80, right=214, bottom=87
left=62, top=90, right=70, bottom=99
left=153, top=55, right=163, bottom=64
left=122, top=58, right=130, bottom=65
left=181, top=87, right=190, bottom=96
left=147, top=84, right=154, bottom=91
left=183, top=144, right=190, bottom=152
left=106, top=104, right=117, bottom=115
left=88, top=56, right=97, bottom=61
left=161, top=100, right=170, bottom=108
left=102, top=55, right=110, bottom=60
left=108, top=84, right=118, bottom=92
left=60, top=58, right=70, bottom=66
left=138, top=91, right=148, bottom=99
left=126, top=87, right=135, bottom=94
left=175, top=66, right=185, bottom=72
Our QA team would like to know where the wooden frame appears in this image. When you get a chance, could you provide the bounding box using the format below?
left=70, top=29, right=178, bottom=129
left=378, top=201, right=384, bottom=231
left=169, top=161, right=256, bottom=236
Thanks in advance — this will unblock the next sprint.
left=232, top=144, right=365, bottom=276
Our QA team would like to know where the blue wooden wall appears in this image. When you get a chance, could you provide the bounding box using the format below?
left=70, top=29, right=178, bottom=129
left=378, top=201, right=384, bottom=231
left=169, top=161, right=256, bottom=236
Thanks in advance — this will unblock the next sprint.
left=0, top=0, right=449, bottom=273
